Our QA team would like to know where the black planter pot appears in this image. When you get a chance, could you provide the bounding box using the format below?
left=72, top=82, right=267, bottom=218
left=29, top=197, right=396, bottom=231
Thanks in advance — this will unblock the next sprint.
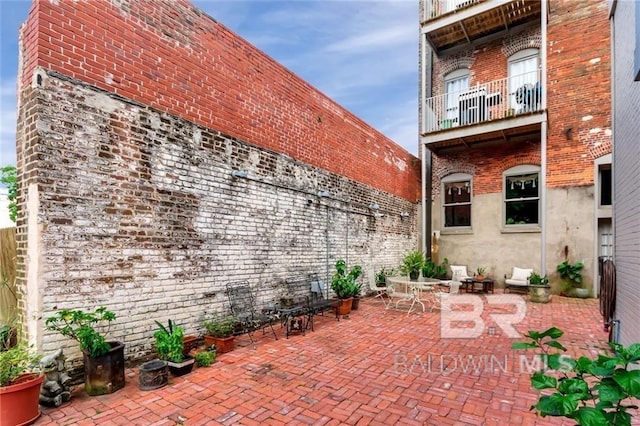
left=138, top=359, right=168, bottom=391
left=82, top=341, right=125, bottom=396
left=409, top=271, right=420, bottom=281
left=167, top=356, right=195, bottom=377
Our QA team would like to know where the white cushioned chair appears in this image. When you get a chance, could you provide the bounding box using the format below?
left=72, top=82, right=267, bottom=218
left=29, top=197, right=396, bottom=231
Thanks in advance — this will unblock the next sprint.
left=505, top=267, right=533, bottom=293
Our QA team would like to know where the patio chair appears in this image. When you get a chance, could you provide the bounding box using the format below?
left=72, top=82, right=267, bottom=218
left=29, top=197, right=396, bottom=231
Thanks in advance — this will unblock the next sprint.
left=449, top=265, right=474, bottom=291
left=226, top=281, right=278, bottom=348
left=367, top=273, right=389, bottom=307
left=505, top=267, right=533, bottom=293
left=308, top=277, right=339, bottom=330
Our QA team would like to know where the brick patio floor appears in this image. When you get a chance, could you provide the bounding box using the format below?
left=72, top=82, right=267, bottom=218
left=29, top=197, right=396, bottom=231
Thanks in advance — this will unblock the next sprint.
left=35, top=294, right=640, bottom=425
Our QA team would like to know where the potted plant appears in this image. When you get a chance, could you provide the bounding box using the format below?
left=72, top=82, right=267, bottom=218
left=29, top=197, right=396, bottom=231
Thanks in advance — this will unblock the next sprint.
left=203, top=316, right=237, bottom=354
left=375, top=267, right=393, bottom=287
left=330, top=259, right=362, bottom=315
left=0, top=344, right=44, bottom=426
left=557, top=260, right=587, bottom=298
left=528, top=271, right=551, bottom=303
left=400, top=250, right=424, bottom=281
left=422, top=258, right=449, bottom=279
left=475, top=266, right=487, bottom=280
left=45, top=306, right=125, bottom=395
left=194, top=350, right=216, bottom=367
left=351, top=282, right=364, bottom=310
left=153, top=320, right=195, bottom=376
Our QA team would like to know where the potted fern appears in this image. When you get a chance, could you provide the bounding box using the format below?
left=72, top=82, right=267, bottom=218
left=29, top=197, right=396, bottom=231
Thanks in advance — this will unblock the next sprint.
left=400, top=250, right=424, bottom=281
left=330, top=259, right=362, bottom=315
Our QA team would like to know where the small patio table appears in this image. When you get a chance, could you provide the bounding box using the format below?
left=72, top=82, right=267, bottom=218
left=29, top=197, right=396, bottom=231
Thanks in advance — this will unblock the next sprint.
left=275, top=303, right=308, bottom=338
left=461, top=277, right=494, bottom=294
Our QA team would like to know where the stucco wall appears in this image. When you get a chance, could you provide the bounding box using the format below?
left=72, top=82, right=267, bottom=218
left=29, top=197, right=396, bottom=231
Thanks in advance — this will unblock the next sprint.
left=433, top=187, right=595, bottom=293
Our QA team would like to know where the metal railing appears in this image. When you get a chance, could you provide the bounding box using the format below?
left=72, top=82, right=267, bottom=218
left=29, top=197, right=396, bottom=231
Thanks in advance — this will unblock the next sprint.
left=423, top=0, right=481, bottom=21
left=423, top=70, right=542, bottom=134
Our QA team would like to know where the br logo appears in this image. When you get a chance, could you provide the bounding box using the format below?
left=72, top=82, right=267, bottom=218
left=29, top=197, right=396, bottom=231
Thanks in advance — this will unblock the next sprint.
left=440, top=295, right=527, bottom=338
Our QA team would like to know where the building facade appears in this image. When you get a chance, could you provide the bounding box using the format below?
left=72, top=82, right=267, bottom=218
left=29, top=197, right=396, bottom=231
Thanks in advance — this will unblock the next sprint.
left=609, top=0, right=640, bottom=346
left=419, top=0, right=611, bottom=294
left=15, top=0, right=420, bottom=362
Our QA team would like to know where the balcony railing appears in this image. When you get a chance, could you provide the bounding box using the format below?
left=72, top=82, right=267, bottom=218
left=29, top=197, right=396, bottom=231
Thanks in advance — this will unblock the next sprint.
left=423, top=0, right=481, bottom=22
left=423, top=70, right=542, bottom=134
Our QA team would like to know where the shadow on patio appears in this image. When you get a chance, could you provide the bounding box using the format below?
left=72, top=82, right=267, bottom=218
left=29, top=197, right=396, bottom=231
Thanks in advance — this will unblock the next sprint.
left=36, top=295, right=634, bottom=426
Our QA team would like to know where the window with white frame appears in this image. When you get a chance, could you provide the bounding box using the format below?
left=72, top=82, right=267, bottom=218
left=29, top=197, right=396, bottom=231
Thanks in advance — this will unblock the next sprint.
left=508, top=48, right=540, bottom=112
left=504, top=165, right=540, bottom=226
left=444, top=69, right=469, bottom=125
left=442, top=173, right=472, bottom=228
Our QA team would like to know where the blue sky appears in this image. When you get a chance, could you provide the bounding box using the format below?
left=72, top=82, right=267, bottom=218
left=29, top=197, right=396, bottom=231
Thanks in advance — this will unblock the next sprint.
left=0, top=0, right=418, bottom=168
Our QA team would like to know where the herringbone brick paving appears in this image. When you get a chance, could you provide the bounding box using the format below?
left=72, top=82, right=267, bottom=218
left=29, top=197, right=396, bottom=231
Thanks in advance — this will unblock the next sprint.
left=35, top=295, right=640, bottom=425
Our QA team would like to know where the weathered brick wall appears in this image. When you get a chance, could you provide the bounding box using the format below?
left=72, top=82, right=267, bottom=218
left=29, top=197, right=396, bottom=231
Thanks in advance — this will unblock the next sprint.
left=430, top=0, right=611, bottom=192
left=16, top=72, right=416, bottom=362
left=20, top=0, right=419, bottom=202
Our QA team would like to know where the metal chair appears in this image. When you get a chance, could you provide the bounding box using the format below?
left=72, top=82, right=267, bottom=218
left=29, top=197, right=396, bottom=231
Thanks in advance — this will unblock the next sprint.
left=226, top=281, right=278, bottom=348
left=368, top=274, right=389, bottom=307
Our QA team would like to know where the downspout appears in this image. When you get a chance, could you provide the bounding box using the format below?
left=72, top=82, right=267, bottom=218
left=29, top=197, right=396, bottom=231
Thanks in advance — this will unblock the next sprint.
left=540, top=0, right=548, bottom=274
left=421, top=31, right=434, bottom=255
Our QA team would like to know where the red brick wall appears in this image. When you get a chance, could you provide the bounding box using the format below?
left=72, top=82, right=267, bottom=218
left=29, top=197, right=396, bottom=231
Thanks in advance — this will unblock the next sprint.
left=430, top=0, right=611, bottom=193
left=20, top=0, right=419, bottom=202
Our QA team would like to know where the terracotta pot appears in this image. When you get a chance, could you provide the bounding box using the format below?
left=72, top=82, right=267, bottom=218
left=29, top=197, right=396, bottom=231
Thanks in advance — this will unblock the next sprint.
left=83, top=341, right=125, bottom=396
left=0, top=372, right=45, bottom=426
left=335, top=297, right=353, bottom=315
left=351, top=296, right=360, bottom=310
left=204, top=335, right=235, bottom=354
left=182, top=335, right=199, bottom=355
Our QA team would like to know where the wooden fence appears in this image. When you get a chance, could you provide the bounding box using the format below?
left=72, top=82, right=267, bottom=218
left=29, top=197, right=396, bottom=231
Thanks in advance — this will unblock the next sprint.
left=0, top=226, right=17, bottom=325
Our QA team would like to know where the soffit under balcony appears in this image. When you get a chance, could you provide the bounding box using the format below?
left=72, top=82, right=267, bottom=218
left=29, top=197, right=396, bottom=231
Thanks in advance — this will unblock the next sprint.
left=424, top=0, right=542, bottom=55
left=422, top=114, right=543, bottom=154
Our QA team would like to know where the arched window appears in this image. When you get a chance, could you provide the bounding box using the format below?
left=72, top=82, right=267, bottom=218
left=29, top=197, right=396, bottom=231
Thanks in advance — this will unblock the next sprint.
left=444, top=69, right=470, bottom=123
left=442, top=173, right=472, bottom=228
left=503, top=165, right=540, bottom=227
left=508, top=49, right=540, bottom=112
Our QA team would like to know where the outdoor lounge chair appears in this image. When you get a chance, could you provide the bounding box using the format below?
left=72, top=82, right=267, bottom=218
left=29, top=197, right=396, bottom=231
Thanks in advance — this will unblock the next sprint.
left=505, top=267, right=533, bottom=293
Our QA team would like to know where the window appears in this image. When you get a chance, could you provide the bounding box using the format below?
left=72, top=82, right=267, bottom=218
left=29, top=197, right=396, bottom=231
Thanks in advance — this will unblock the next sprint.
left=599, top=164, right=612, bottom=206
left=508, top=49, right=540, bottom=112
left=444, top=69, right=469, bottom=124
left=442, top=173, right=472, bottom=228
left=504, top=165, right=540, bottom=226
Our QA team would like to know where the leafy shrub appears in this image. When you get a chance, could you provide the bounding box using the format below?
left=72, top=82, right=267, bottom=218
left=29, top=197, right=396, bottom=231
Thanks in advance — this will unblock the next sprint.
left=513, top=327, right=640, bottom=425
left=195, top=351, right=216, bottom=367
left=45, top=307, right=116, bottom=358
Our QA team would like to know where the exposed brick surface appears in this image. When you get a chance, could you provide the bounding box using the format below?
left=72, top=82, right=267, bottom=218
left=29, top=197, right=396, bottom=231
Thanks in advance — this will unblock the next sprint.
left=34, top=296, right=638, bottom=425
left=15, top=73, right=418, bottom=362
left=20, top=0, right=419, bottom=202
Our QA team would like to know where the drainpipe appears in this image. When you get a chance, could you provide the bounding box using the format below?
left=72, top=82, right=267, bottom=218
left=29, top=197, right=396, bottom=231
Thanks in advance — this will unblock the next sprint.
left=421, top=33, right=434, bottom=256
left=540, top=0, right=548, bottom=274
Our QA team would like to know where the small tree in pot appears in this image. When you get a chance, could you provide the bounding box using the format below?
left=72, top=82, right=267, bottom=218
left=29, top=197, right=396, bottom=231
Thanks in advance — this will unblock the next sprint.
left=45, top=306, right=125, bottom=396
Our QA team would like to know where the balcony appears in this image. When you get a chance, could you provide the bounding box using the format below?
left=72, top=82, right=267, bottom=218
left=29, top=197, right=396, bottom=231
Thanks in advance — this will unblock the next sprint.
left=422, top=0, right=541, bottom=55
left=422, top=70, right=544, bottom=151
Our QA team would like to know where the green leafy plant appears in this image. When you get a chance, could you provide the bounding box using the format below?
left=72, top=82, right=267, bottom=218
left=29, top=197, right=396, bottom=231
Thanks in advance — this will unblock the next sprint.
left=0, top=165, right=17, bottom=223
left=375, top=267, right=394, bottom=285
left=400, top=250, right=425, bottom=280
left=422, top=258, right=449, bottom=279
left=0, top=344, right=40, bottom=387
left=476, top=266, right=486, bottom=276
left=194, top=350, right=216, bottom=367
left=512, top=327, right=640, bottom=425
left=153, top=319, right=185, bottom=363
left=331, top=259, right=362, bottom=299
left=203, top=316, right=236, bottom=338
left=557, top=260, right=584, bottom=287
left=528, top=272, right=549, bottom=286
left=45, top=307, right=116, bottom=358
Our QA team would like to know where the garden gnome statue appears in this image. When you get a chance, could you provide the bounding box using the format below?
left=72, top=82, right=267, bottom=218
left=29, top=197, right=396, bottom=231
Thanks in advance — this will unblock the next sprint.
left=39, top=348, right=72, bottom=407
